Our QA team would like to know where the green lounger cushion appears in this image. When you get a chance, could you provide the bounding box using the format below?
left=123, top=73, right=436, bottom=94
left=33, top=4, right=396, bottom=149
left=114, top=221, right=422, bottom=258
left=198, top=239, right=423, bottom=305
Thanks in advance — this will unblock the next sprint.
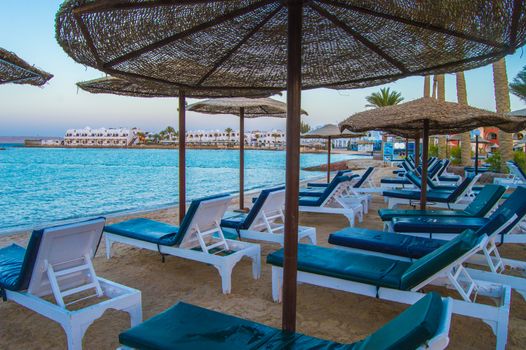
left=354, top=292, right=443, bottom=350
left=267, top=244, right=410, bottom=289
left=380, top=177, right=411, bottom=185
left=400, top=230, right=482, bottom=289
left=120, top=294, right=444, bottom=350
left=105, top=218, right=179, bottom=245
left=392, top=216, right=488, bottom=234
left=379, top=184, right=504, bottom=221
left=329, top=228, right=446, bottom=259
left=119, top=302, right=279, bottom=350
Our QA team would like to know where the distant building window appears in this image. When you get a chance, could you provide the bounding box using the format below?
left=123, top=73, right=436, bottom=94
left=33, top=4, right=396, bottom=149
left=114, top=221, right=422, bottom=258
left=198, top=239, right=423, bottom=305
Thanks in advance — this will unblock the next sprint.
left=487, top=132, right=497, bottom=140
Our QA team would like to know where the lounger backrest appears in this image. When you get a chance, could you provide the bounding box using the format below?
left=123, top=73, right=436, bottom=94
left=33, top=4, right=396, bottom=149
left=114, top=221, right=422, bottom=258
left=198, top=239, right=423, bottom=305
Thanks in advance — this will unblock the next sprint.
left=485, top=186, right=526, bottom=235
left=437, top=159, right=450, bottom=177
left=428, top=160, right=443, bottom=179
left=355, top=292, right=448, bottom=350
left=246, top=188, right=285, bottom=230
left=463, top=184, right=506, bottom=217
left=400, top=230, right=485, bottom=290
left=176, top=194, right=231, bottom=248
left=354, top=167, right=374, bottom=188
left=446, top=174, right=476, bottom=201
left=335, top=170, right=353, bottom=177
left=316, top=175, right=353, bottom=205
left=406, top=171, right=422, bottom=188
left=27, top=218, right=105, bottom=297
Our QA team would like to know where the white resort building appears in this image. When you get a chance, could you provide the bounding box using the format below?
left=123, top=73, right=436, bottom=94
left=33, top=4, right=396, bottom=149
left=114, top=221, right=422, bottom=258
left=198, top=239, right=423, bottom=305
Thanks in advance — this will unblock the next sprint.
left=64, top=127, right=141, bottom=147
left=185, top=129, right=286, bottom=147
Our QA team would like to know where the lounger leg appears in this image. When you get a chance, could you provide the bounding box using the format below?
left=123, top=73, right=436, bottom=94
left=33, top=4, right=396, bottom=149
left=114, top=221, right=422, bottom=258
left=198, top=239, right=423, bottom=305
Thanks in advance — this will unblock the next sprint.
left=124, top=303, right=143, bottom=327
left=217, top=263, right=234, bottom=294
left=307, top=229, right=317, bottom=245
left=105, top=234, right=113, bottom=259
left=252, top=250, right=261, bottom=280
left=62, top=321, right=90, bottom=350
left=271, top=266, right=283, bottom=303
left=344, top=212, right=355, bottom=227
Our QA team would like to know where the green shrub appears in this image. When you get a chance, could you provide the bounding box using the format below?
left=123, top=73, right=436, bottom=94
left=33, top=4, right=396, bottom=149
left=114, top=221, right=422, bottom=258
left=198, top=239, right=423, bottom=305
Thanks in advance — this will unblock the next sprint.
left=486, top=150, right=502, bottom=173
left=428, top=144, right=438, bottom=157
left=450, top=146, right=461, bottom=165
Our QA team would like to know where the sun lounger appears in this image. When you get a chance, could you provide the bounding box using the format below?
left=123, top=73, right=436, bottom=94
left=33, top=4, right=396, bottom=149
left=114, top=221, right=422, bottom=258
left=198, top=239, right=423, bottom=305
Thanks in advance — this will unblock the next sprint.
left=0, top=218, right=142, bottom=350
left=378, top=184, right=505, bottom=230
left=383, top=174, right=479, bottom=209
left=104, top=194, right=260, bottom=294
left=329, top=206, right=526, bottom=300
left=221, top=187, right=316, bottom=245
left=300, top=173, right=359, bottom=195
left=299, top=175, right=364, bottom=226
left=436, top=159, right=461, bottom=183
left=389, top=186, right=526, bottom=241
left=494, top=161, right=526, bottom=188
left=306, top=169, right=354, bottom=188
left=118, top=292, right=451, bottom=350
left=268, top=231, right=511, bottom=349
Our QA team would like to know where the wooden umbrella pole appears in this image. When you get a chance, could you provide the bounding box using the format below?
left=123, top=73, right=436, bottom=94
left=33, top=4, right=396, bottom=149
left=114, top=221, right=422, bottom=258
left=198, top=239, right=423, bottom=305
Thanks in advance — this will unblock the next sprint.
left=178, top=92, right=186, bottom=223
left=239, top=107, right=245, bottom=210
left=283, top=0, right=302, bottom=333
left=327, top=136, right=331, bottom=183
left=420, top=120, right=430, bottom=210
left=415, top=137, right=420, bottom=167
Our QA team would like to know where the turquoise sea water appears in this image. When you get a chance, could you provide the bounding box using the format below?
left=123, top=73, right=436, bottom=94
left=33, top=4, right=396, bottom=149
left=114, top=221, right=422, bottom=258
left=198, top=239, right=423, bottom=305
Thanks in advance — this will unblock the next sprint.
left=0, top=145, right=363, bottom=233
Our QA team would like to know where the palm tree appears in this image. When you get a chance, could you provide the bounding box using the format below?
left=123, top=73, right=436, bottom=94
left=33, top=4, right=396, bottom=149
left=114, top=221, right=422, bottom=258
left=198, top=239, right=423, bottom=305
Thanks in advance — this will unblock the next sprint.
left=225, top=127, right=233, bottom=146
left=436, top=74, right=447, bottom=159
left=510, top=65, right=526, bottom=103
left=365, top=87, right=404, bottom=108
left=456, top=72, right=472, bottom=166
left=493, top=58, right=513, bottom=171
left=300, top=121, right=311, bottom=134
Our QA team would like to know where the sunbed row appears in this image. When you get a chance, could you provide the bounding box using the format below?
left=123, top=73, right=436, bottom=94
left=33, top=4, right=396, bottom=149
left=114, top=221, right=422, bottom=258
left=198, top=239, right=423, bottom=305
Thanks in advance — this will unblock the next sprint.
left=2, top=167, right=525, bottom=349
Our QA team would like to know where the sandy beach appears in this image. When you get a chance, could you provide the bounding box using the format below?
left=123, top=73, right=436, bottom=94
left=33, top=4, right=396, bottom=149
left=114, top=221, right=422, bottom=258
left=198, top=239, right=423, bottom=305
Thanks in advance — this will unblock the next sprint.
left=1, top=162, right=525, bottom=349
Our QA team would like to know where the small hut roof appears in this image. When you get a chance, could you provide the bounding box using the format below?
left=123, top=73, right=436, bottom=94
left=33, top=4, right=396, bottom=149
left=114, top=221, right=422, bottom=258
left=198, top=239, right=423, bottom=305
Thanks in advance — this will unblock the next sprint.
left=339, top=97, right=526, bottom=137
left=56, top=1, right=526, bottom=91
left=0, top=48, right=53, bottom=86
left=187, top=97, right=307, bottom=118
left=77, top=76, right=276, bottom=98
left=302, top=124, right=363, bottom=139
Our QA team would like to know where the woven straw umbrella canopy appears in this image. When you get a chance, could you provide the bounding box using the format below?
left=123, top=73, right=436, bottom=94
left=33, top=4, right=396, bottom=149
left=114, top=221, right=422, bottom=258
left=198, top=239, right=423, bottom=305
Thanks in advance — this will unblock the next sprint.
left=340, top=97, right=526, bottom=208
left=302, top=124, right=363, bottom=182
left=78, top=76, right=275, bottom=220
left=56, top=0, right=526, bottom=332
left=188, top=97, right=305, bottom=210
left=0, top=48, right=53, bottom=86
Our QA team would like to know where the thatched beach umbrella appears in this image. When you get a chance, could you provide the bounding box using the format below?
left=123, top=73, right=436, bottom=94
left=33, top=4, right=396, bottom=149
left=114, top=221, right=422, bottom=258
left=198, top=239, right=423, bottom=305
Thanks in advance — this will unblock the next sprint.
left=78, top=76, right=274, bottom=221
left=188, top=97, right=306, bottom=210
left=0, top=48, right=53, bottom=86
left=340, top=97, right=526, bottom=208
left=56, top=0, right=526, bottom=331
left=302, top=124, right=363, bottom=182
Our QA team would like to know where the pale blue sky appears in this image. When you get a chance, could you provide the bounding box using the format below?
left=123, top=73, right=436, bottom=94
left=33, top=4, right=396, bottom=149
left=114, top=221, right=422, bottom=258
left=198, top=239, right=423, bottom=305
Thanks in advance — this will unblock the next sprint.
left=0, top=0, right=525, bottom=137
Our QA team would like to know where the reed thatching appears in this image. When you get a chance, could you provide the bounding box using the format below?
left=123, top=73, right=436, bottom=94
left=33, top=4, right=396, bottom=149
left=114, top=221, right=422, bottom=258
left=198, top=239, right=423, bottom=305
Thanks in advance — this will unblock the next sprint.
left=55, top=1, right=526, bottom=91
left=340, top=97, right=526, bottom=138
left=187, top=97, right=307, bottom=118
left=77, top=76, right=276, bottom=98
left=0, top=48, right=53, bottom=86
left=302, top=124, right=363, bottom=139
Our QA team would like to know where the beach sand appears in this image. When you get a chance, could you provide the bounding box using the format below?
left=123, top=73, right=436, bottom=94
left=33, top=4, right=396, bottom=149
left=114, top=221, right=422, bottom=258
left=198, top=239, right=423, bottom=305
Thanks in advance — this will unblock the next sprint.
left=1, top=163, right=525, bottom=349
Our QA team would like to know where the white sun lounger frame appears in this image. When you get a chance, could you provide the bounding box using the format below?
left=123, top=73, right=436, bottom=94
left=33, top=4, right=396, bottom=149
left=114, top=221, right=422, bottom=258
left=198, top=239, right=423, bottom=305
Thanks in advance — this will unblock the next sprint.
left=271, top=236, right=511, bottom=350
left=3, top=219, right=142, bottom=350
left=394, top=213, right=526, bottom=290
left=494, top=162, right=526, bottom=188
left=239, top=189, right=316, bottom=245
left=104, top=196, right=261, bottom=294
left=385, top=174, right=481, bottom=209
left=299, top=179, right=363, bottom=226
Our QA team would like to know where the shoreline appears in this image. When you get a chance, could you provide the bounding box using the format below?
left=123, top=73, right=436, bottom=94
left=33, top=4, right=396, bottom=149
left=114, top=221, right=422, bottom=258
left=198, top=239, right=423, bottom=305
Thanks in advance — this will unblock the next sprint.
left=0, top=175, right=326, bottom=237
